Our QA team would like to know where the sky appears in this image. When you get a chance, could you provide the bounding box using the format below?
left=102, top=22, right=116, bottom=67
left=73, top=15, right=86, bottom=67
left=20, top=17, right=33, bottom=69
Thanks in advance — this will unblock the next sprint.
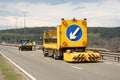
left=0, top=0, right=120, bottom=29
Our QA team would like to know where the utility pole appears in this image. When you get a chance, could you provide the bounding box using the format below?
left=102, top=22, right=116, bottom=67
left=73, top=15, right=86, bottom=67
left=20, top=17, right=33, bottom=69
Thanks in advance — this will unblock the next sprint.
left=6, top=23, right=8, bottom=44
left=22, top=11, right=28, bottom=39
left=0, top=28, right=2, bottom=42
left=15, top=17, right=18, bottom=44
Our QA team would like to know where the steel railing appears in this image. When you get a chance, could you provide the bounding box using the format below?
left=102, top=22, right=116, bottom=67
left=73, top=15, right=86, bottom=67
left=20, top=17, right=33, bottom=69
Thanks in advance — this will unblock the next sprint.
left=100, top=51, right=120, bottom=62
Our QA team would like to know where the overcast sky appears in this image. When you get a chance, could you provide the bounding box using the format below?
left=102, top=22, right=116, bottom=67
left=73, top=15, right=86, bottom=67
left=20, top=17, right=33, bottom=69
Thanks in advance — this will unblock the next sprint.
left=0, top=0, right=120, bottom=29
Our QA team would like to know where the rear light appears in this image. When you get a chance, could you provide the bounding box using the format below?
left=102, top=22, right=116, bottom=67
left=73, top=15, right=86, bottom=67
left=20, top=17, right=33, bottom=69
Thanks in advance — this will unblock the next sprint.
left=61, top=18, right=67, bottom=25
left=82, top=18, right=87, bottom=26
left=82, top=20, right=86, bottom=25
left=82, top=41, right=87, bottom=46
left=63, top=41, right=68, bottom=46
left=62, top=21, right=67, bottom=25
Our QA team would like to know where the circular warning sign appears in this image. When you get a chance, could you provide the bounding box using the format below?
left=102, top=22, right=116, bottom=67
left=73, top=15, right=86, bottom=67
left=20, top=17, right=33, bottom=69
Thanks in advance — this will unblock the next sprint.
left=66, top=24, right=82, bottom=41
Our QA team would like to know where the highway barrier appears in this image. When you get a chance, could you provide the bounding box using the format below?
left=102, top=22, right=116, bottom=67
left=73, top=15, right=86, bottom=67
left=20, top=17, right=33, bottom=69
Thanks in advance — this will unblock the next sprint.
left=100, top=52, right=120, bottom=62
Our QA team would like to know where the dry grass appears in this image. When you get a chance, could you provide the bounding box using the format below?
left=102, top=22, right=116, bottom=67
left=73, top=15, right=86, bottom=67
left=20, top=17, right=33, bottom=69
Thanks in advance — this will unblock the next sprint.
left=0, top=55, right=27, bottom=80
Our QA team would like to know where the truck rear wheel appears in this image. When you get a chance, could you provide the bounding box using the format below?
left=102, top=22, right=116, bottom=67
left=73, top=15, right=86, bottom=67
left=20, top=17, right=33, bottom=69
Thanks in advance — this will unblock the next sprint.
left=53, top=53, right=58, bottom=60
left=43, top=48, right=48, bottom=57
left=44, top=53, right=48, bottom=57
left=30, top=47, right=32, bottom=51
left=53, top=50, right=59, bottom=60
left=21, top=48, right=23, bottom=51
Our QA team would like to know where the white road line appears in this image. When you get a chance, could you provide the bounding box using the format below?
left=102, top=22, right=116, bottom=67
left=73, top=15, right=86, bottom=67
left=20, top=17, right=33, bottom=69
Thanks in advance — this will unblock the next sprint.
left=105, top=62, right=113, bottom=64
left=0, top=52, right=37, bottom=80
left=72, top=66, right=82, bottom=70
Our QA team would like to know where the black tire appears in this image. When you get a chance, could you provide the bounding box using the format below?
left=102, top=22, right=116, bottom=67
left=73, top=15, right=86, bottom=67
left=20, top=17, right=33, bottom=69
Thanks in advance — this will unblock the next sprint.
left=43, top=48, right=48, bottom=57
left=21, top=48, right=23, bottom=51
left=53, top=53, right=58, bottom=60
left=42, top=47, right=44, bottom=52
left=53, top=50, right=59, bottom=60
left=44, top=53, right=48, bottom=57
left=30, top=47, right=32, bottom=51
left=30, top=48, right=32, bottom=51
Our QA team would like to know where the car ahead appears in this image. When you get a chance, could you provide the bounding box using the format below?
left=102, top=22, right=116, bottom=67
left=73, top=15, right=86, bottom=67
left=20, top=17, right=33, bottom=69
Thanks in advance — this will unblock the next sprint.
left=18, top=39, right=33, bottom=51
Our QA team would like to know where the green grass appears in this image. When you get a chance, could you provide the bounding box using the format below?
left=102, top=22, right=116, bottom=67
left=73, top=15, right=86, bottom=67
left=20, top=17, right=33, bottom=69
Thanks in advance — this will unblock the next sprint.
left=88, top=33, right=100, bottom=39
left=0, top=55, right=23, bottom=80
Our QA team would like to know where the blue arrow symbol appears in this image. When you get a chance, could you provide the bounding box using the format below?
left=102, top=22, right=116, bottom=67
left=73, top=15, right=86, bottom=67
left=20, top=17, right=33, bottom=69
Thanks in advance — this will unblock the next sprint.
left=22, top=41, right=27, bottom=46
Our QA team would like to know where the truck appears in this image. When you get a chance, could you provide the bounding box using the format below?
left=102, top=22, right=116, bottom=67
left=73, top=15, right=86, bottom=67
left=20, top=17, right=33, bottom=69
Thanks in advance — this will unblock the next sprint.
left=43, top=18, right=100, bottom=62
left=18, top=39, right=33, bottom=51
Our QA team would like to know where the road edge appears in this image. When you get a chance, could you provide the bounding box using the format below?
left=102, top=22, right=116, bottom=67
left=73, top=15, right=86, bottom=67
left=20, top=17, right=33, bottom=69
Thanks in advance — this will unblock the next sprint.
left=0, top=52, right=37, bottom=80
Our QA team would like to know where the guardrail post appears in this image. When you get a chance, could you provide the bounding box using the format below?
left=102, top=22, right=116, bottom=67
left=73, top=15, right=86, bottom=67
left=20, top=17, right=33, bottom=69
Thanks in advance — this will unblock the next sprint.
left=114, top=57, right=116, bottom=61
left=101, top=55, right=104, bottom=59
left=118, top=57, right=120, bottom=62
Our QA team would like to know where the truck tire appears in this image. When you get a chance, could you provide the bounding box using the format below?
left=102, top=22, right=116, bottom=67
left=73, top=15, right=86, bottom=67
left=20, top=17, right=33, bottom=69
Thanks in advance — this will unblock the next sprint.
left=53, top=50, right=59, bottom=60
left=53, top=53, right=58, bottom=60
left=30, top=47, right=32, bottom=51
left=30, top=48, right=32, bottom=51
left=43, top=48, right=48, bottom=57
left=44, top=53, right=48, bottom=57
left=21, top=48, right=23, bottom=51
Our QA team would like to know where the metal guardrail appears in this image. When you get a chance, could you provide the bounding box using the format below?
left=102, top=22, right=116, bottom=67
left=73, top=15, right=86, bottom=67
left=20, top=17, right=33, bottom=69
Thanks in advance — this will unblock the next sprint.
left=0, top=43, right=41, bottom=49
left=0, top=43, right=17, bottom=47
left=86, top=48, right=120, bottom=62
left=100, top=51, right=120, bottom=62
left=86, top=47, right=111, bottom=52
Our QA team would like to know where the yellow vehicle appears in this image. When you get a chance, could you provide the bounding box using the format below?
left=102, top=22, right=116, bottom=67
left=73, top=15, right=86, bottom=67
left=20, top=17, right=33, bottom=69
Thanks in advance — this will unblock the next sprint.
left=43, top=18, right=100, bottom=62
left=18, top=39, right=33, bottom=51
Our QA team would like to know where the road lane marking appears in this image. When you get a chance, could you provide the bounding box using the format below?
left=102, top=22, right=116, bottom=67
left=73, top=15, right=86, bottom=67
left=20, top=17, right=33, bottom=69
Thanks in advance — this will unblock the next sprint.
left=72, top=66, right=82, bottom=70
left=0, top=52, right=37, bottom=80
left=105, top=62, right=113, bottom=64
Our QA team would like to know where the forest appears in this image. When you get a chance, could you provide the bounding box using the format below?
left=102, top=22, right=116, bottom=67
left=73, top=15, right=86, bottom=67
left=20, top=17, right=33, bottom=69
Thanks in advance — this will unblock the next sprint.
left=0, top=27, right=120, bottom=51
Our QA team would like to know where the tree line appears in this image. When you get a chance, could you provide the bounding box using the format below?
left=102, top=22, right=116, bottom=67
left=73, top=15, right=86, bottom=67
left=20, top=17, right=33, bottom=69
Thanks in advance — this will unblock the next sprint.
left=0, top=27, right=120, bottom=51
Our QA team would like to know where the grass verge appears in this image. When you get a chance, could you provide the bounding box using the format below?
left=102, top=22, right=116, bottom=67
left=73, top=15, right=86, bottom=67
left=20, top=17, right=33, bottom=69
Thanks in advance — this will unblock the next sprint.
left=0, top=55, right=25, bottom=80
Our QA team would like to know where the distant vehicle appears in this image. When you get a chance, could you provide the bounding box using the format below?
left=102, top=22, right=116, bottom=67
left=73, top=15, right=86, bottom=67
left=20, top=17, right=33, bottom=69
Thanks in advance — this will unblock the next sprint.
left=42, top=18, right=100, bottom=62
left=18, top=39, right=33, bottom=51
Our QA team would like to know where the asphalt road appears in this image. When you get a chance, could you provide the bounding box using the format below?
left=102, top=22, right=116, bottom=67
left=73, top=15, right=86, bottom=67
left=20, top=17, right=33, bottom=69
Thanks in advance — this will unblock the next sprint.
left=0, top=45, right=120, bottom=80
